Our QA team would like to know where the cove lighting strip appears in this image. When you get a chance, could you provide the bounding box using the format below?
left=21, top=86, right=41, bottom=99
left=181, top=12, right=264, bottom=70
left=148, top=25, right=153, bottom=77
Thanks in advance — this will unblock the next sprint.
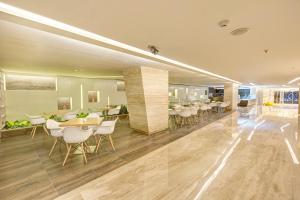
left=0, top=2, right=240, bottom=84
left=288, top=77, right=300, bottom=84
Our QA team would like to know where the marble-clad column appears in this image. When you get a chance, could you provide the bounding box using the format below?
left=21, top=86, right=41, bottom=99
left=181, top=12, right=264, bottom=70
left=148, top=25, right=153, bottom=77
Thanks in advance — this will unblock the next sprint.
left=123, top=66, right=168, bottom=134
left=223, top=83, right=239, bottom=110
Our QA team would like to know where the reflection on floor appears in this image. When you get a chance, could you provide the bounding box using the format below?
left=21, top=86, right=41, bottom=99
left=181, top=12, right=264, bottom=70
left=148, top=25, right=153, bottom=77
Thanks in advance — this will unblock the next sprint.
left=0, top=111, right=230, bottom=200
left=55, top=105, right=300, bottom=200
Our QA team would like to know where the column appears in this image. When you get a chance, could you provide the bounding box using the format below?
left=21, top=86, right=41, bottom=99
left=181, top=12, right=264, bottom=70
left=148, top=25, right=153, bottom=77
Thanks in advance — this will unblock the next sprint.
left=124, top=66, right=168, bottom=134
left=223, top=83, right=239, bottom=110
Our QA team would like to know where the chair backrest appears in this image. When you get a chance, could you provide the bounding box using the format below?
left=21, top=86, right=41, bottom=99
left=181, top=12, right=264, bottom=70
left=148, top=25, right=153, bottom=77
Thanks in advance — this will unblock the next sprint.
left=63, top=127, right=93, bottom=143
left=26, top=114, right=46, bottom=125
left=46, top=119, right=60, bottom=129
left=63, top=111, right=77, bottom=120
left=209, top=103, right=217, bottom=107
left=220, top=102, right=228, bottom=108
left=179, top=110, right=191, bottom=117
left=200, top=105, right=208, bottom=111
left=169, top=110, right=177, bottom=115
left=87, top=112, right=99, bottom=118
left=108, top=108, right=120, bottom=115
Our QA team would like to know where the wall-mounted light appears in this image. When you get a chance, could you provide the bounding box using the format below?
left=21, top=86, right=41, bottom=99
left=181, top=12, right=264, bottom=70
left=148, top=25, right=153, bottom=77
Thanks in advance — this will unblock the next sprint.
left=70, top=97, right=73, bottom=110
left=80, top=84, right=83, bottom=110
left=174, top=89, right=178, bottom=99
left=97, top=91, right=100, bottom=103
left=55, top=77, right=58, bottom=91
left=3, top=73, right=6, bottom=91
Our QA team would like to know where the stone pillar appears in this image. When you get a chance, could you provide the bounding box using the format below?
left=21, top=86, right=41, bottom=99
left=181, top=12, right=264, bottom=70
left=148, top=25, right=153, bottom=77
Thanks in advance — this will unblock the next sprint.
left=223, top=83, right=239, bottom=110
left=124, top=66, right=168, bottom=134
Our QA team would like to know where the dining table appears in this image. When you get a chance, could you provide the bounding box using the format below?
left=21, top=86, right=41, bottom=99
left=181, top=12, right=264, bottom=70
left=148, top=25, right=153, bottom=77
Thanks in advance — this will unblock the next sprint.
left=59, top=117, right=103, bottom=127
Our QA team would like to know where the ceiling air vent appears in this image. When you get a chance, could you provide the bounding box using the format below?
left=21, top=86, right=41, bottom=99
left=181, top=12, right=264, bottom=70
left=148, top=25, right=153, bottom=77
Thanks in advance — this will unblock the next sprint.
left=218, top=20, right=230, bottom=28
left=230, top=28, right=249, bottom=36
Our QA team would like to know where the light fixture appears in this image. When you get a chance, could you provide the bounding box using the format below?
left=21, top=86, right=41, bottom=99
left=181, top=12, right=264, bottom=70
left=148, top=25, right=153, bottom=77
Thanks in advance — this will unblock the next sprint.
left=249, top=83, right=255, bottom=86
left=74, top=69, right=79, bottom=72
left=230, top=28, right=249, bottom=36
left=0, top=2, right=241, bottom=84
left=288, top=77, right=300, bottom=84
left=80, top=84, right=83, bottom=110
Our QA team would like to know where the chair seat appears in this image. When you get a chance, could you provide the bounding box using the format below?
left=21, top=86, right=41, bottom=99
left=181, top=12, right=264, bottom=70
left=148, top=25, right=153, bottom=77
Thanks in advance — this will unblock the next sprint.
left=51, top=129, right=64, bottom=137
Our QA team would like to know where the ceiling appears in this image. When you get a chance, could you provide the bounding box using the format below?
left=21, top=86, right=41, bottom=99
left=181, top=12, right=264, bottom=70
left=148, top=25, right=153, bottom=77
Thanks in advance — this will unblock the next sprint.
left=0, top=20, right=225, bottom=85
left=1, top=0, right=300, bottom=85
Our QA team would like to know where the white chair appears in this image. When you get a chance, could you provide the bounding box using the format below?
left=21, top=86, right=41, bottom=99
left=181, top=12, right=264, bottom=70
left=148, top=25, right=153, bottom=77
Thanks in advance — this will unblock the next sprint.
left=169, top=110, right=178, bottom=129
left=87, top=112, right=100, bottom=118
left=62, top=127, right=94, bottom=166
left=190, top=107, right=199, bottom=124
left=94, top=118, right=118, bottom=153
left=86, top=113, right=101, bottom=132
left=178, top=109, right=192, bottom=127
left=209, top=103, right=218, bottom=113
left=26, top=114, right=48, bottom=139
left=219, top=102, right=228, bottom=114
left=46, top=119, right=64, bottom=157
left=63, top=110, right=78, bottom=121
left=88, top=109, right=103, bottom=117
left=200, top=105, right=209, bottom=121
left=107, top=107, right=121, bottom=119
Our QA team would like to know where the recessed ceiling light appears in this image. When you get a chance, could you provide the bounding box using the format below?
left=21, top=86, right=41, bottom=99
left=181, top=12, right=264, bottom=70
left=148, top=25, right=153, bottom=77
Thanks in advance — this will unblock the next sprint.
left=231, top=28, right=249, bottom=36
left=74, top=69, right=79, bottom=72
left=288, top=77, right=300, bottom=84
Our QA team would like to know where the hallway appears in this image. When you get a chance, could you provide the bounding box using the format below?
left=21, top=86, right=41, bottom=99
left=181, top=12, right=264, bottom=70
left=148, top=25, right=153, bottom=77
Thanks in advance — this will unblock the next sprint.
left=56, top=106, right=300, bottom=200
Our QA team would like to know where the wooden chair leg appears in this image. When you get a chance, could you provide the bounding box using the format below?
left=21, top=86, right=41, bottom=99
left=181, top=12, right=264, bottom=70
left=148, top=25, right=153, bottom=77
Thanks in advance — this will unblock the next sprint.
left=31, top=126, right=37, bottom=139
left=30, top=127, right=34, bottom=136
left=84, top=142, right=91, bottom=153
left=49, top=138, right=58, bottom=157
left=81, top=143, right=87, bottom=164
left=43, top=124, right=50, bottom=136
left=63, top=144, right=72, bottom=166
left=95, top=136, right=102, bottom=153
left=108, top=135, right=116, bottom=151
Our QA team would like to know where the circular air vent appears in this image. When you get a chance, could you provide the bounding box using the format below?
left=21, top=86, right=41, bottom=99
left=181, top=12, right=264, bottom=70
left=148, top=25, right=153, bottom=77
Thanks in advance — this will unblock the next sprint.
left=230, top=28, right=249, bottom=36
left=218, top=19, right=230, bottom=28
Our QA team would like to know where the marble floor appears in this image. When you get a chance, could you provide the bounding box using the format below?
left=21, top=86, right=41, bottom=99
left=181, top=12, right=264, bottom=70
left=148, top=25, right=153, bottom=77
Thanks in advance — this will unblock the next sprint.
left=0, top=111, right=231, bottom=200
left=56, top=105, right=300, bottom=200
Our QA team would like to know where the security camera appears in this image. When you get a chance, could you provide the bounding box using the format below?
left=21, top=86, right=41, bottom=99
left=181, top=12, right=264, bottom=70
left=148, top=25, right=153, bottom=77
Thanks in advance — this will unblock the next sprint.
left=148, top=45, right=159, bottom=55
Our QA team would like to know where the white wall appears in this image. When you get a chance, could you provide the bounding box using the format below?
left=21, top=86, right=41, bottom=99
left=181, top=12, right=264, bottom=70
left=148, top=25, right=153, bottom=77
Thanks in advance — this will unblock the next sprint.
left=5, top=75, right=127, bottom=120
left=169, top=84, right=208, bottom=104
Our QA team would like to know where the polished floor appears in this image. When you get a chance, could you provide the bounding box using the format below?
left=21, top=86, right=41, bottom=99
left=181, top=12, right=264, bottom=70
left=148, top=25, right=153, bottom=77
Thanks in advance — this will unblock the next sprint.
left=0, top=112, right=230, bottom=200
left=55, top=105, right=300, bottom=200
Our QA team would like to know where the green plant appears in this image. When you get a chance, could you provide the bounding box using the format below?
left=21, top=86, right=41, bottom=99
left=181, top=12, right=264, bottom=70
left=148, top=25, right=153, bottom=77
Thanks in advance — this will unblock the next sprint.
left=119, top=104, right=128, bottom=115
left=49, top=114, right=63, bottom=122
left=76, top=112, right=89, bottom=118
left=4, top=120, right=31, bottom=129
